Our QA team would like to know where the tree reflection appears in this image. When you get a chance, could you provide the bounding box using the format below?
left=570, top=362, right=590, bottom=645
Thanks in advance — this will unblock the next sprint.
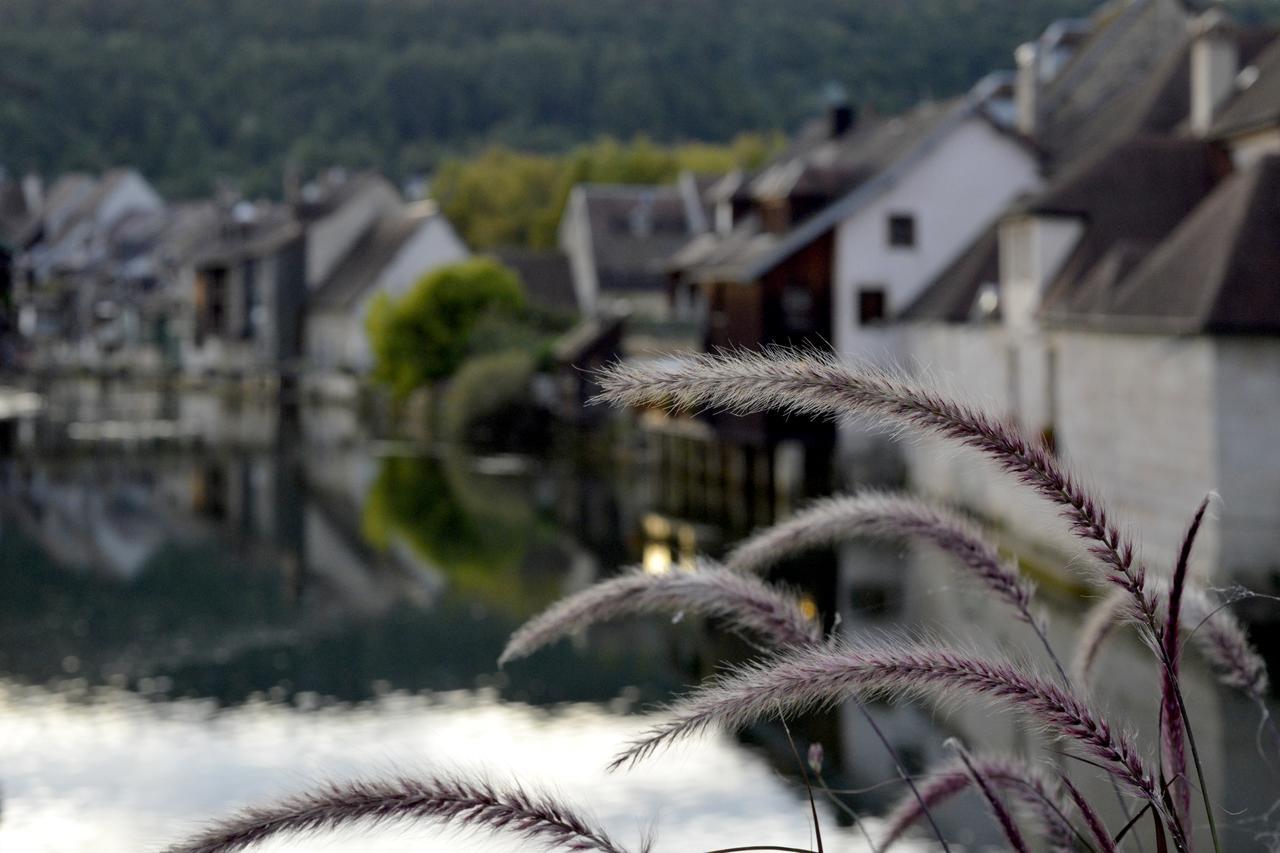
left=361, top=453, right=562, bottom=614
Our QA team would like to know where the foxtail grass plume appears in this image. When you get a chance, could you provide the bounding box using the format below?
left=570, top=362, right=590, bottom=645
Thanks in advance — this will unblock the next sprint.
left=596, top=349, right=1156, bottom=627
left=1072, top=589, right=1130, bottom=688
left=1072, top=579, right=1267, bottom=700
left=878, top=753, right=1077, bottom=852
left=499, top=560, right=821, bottom=667
left=725, top=491, right=1039, bottom=628
left=1161, top=494, right=1211, bottom=827
left=1058, top=772, right=1117, bottom=853
left=611, top=637, right=1158, bottom=807
left=946, top=740, right=1030, bottom=853
left=163, top=772, right=643, bottom=853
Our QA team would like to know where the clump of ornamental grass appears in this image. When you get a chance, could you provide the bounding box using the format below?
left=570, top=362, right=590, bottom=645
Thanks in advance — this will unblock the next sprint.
left=166, top=348, right=1271, bottom=853
left=584, top=348, right=1270, bottom=852
left=164, top=771, right=646, bottom=853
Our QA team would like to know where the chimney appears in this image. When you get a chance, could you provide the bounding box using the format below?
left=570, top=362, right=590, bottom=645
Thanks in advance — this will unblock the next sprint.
left=1190, top=10, right=1239, bottom=136
left=822, top=82, right=855, bottom=138
left=1015, top=42, right=1040, bottom=136
left=829, top=102, right=855, bottom=137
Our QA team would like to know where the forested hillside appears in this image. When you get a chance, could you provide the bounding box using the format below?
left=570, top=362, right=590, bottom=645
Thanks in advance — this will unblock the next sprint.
left=1, top=0, right=1275, bottom=197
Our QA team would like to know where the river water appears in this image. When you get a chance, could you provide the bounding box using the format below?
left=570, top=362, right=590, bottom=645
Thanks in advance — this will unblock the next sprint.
left=0, top=390, right=1277, bottom=851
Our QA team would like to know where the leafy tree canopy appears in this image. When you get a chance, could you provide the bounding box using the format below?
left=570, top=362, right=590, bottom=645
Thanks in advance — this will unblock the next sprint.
left=366, top=257, right=525, bottom=398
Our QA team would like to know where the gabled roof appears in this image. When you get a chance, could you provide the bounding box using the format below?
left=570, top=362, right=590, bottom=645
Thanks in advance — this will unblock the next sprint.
left=1057, top=154, right=1280, bottom=334
left=719, top=95, right=1012, bottom=284
left=294, top=172, right=396, bottom=221
left=675, top=215, right=783, bottom=283
left=1035, top=135, right=1228, bottom=318
left=576, top=184, right=694, bottom=291
left=1037, top=0, right=1193, bottom=169
left=192, top=203, right=300, bottom=267
left=748, top=99, right=966, bottom=206
left=1213, top=34, right=1280, bottom=138
left=1067, top=22, right=1278, bottom=157
left=23, top=172, right=96, bottom=245
left=310, top=206, right=436, bottom=310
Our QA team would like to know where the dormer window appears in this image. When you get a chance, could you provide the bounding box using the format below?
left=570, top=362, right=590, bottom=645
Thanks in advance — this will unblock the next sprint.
left=888, top=214, right=916, bottom=248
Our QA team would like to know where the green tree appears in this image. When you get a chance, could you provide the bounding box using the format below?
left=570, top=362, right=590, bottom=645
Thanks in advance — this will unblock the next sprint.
left=366, top=258, right=526, bottom=398
left=433, top=133, right=782, bottom=250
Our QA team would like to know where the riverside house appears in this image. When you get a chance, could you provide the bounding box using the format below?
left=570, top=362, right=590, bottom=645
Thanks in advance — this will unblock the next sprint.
left=902, top=4, right=1280, bottom=588
left=662, top=83, right=1039, bottom=471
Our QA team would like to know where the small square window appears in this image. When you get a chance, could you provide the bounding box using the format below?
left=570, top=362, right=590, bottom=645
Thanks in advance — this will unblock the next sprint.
left=888, top=213, right=916, bottom=248
left=858, top=287, right=887, bottom=325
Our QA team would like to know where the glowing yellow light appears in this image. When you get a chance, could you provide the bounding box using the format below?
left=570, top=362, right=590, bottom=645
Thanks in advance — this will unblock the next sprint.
left=799, top=596, right=818, bottom=622
left=643, top=513, right=672, bottom=539
left=643, top=543, right=672, bottom=575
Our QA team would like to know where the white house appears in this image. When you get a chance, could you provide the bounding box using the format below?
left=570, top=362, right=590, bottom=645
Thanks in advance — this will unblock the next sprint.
left=305, top=201, right=469, bottom=376
left=294, top=171, right=403, bottom=290
left=15, top=169, right=166, bottom=361
left=900, top=10, right=1280, bottom=588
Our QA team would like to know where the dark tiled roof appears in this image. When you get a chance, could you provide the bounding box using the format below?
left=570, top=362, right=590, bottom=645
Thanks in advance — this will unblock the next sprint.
left=295, top=172, right=396, bottom=221
left=193, top=204, right=300, bottom=267
left=493, top=248, right=577, bottom=312
left=678, top=98, right=968, bottom=285
left=1060, top=154, right=1280, bottom=334
left=580, top=184, right=693, bottom=292
left=674, top=215, right=783, bottom=283
left=1032, top=136, right=1227, bottom=320
left=310, top=208, right=431, bottom=310
left=901, top=222, right=1001, bottom=323
left=749, top=100, right=958, bottom=203
left=1213, top=35, right=1280, bottom=138
left=1038, top=0, right=1192, bottom=170
left=1071, top=24, right=1277, bottom=158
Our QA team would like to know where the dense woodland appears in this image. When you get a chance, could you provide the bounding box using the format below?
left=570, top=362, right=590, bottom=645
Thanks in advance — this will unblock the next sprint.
left=5, top=0, right=1280, bottom=202
left=0, top=0, right=1126, bottom=197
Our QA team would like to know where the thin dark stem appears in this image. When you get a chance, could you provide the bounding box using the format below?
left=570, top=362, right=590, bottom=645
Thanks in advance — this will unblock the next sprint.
left=777, top=713, right=823, bottom=853
left=1031, top=619, right=1073, bottom=687
left=1027, top=604, right=1138, bottom=845
left=703, top=847, right=815, bottom=853
left=1114, top=802, right=1154, bottom=845
left=1164, top=649, right=1221, bottom=853
left=951, top=743, right=1030, bottom=852
left=813, top=772, right=877, bottom=851
left=854, top=702, right=952, bottom=853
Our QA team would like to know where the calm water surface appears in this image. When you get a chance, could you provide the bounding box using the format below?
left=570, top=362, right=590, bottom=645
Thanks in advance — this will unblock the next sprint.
left=0, top=401, right=930, bottom=852
left=2, top=393, right=1278, bottom=851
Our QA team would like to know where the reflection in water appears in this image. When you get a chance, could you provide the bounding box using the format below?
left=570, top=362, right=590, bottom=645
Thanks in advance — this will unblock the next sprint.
left=0, top=431, right=888, bottom=851
left=0, top=400, right=1278, bottom=851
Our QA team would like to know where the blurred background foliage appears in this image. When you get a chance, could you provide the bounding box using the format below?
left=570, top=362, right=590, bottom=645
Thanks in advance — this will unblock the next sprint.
left=0, top=0, right=1194, bottom=198
left=432, top=135, right=781, bottom=249
left=361, top=453, right=563, bottom=613
left=365, top=257, right=527, bottom=399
